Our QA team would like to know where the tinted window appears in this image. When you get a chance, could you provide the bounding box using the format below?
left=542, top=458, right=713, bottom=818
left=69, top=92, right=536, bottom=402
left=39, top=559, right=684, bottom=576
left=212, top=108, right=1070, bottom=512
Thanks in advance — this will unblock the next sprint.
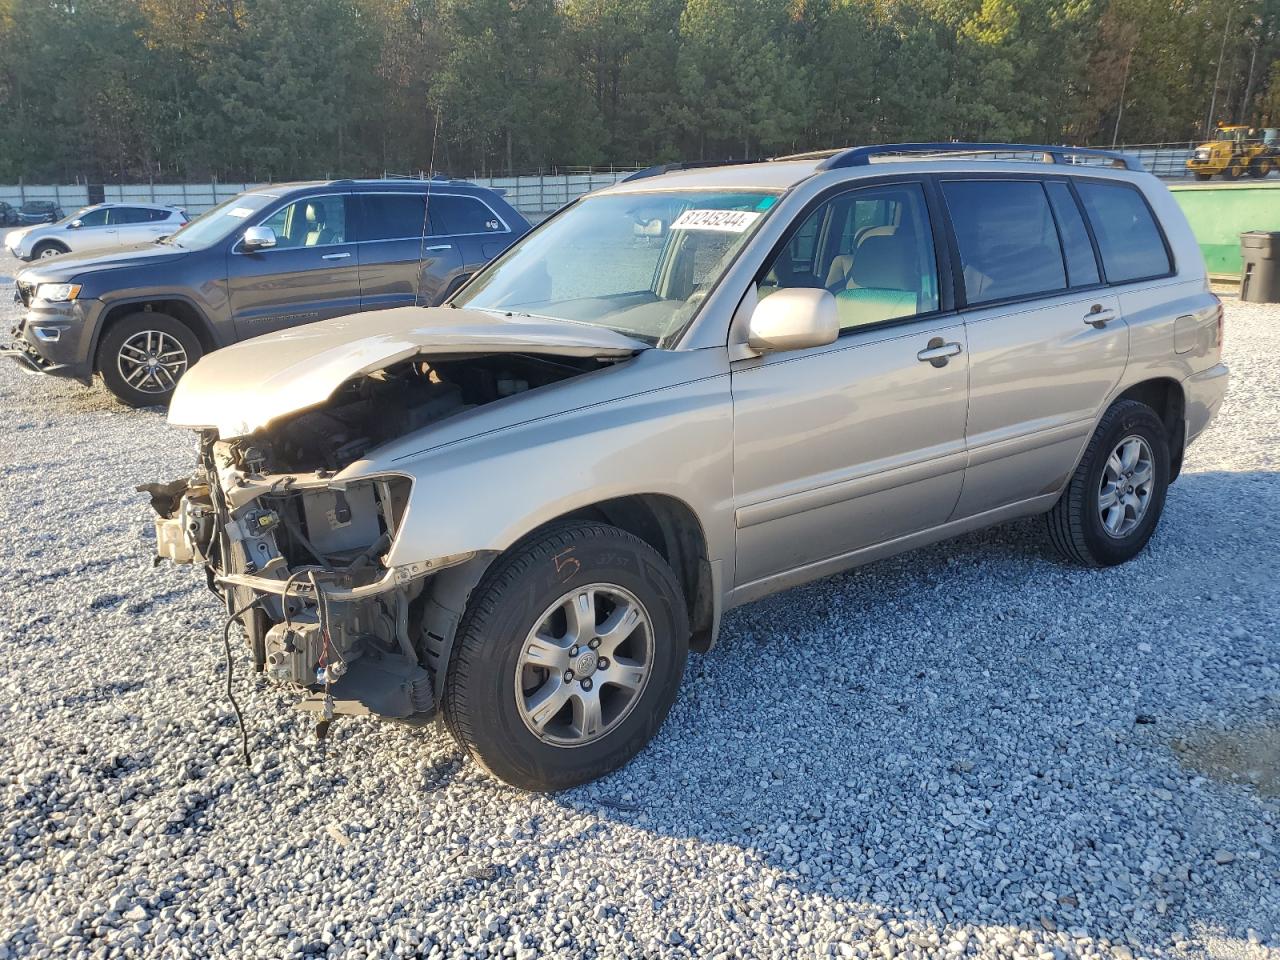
left=259, top=195, right=347, bottom=248
left=76, top=208, right=110, bottom=227
left=761, top=182, right=939, bottom=331
left=1044, top=182, right=1100, bottom=287
left=431, top=194, right=504, bottom=234
left=109, top=207, right=153, bottom=225
left=943, top=180, right=1066, bottom=305
left=1075, top=182, right=1171, bottom=283
left=359, top=194, right=439, bottom=241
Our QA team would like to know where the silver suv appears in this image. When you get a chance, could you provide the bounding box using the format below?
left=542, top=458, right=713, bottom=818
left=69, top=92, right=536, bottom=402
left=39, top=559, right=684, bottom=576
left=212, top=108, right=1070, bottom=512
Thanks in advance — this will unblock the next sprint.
left=146, top=144, right=1228, bottom=791
left=6, top=203, right=187, bottom=260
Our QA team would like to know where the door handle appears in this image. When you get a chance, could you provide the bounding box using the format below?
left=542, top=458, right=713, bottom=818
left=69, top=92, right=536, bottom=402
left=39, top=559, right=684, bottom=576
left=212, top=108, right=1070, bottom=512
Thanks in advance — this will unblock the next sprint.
left=424, top=243, right=452, bottom=252
left=917, top=339, right=962, bottom=367
left=321, top=252, right=351, bottom=260
left=1084, top=304, right=1116, bottom=328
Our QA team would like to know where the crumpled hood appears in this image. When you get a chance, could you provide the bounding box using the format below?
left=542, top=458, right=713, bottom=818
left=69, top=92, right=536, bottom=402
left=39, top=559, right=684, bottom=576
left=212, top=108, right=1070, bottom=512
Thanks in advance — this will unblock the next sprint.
left=168, top=305, right=649, bottom=437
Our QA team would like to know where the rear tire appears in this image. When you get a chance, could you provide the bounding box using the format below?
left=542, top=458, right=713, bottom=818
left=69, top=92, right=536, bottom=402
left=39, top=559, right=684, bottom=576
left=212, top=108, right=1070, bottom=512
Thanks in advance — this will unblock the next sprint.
left=443, top=521, right=690, bottom=791
left=1248, top=159, right=1270, bottom=179
left=1223, top=164, right=1243, bottom=180
left=1193, top=172, right=1212, bottom=182
left=1046, top=400, right=1170, bottom=567
left=97, top=312, right=203, bottom=407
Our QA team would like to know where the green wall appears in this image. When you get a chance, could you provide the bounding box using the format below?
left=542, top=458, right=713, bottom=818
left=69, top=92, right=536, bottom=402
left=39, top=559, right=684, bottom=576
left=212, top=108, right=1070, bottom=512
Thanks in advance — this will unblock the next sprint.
left=1169, top=181, right=1280, bottom=278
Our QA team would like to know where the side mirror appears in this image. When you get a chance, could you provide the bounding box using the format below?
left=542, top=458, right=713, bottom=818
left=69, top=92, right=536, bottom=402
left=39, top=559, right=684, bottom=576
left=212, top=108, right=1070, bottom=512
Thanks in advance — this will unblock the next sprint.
left=69, top=220, right=83, bottom=229
left=746, top=287, right=839, bottom=354
left=242, top=225, right=277, bottom=251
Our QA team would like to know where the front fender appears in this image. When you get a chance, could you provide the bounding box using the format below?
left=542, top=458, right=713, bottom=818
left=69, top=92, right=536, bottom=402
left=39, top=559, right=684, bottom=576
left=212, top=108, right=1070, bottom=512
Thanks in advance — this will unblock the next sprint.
left=344, top=364, right=736, bottom=585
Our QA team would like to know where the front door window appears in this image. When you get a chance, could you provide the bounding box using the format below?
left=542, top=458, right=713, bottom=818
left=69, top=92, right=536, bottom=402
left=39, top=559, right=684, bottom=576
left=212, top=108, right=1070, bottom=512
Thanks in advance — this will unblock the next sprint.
left=760, top=182, right=940, bottom=330
left=259, top=196, right=347, bottom=248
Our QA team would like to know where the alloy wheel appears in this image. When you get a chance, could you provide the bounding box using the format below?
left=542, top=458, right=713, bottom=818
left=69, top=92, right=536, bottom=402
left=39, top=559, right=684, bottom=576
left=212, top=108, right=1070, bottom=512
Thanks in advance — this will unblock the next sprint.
left=1098, top=434, right=1154, bottom=538
left=514, top=583, right=654, bottom=747
left=116, top=329, right=189, bottom=394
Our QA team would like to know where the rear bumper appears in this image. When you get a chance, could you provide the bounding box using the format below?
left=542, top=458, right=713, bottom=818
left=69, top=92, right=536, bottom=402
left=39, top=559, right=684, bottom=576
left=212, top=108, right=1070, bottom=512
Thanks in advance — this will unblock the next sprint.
left=1183, top=362, right=1229, bottom=446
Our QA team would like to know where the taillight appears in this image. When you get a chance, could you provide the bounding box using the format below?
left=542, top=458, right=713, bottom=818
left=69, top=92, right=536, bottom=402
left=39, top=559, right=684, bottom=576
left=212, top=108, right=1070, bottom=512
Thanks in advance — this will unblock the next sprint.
left=1214, top=297, right=1224, bottom=348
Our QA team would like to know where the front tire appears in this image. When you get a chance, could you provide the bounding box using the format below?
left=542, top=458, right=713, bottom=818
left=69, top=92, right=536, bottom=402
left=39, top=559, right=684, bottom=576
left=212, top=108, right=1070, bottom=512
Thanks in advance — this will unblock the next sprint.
left=31, top=241, right=68, bottom=260
left=443, top=521, right=690, bottom=791
left=97, top=312, right=203, bottom=407
left=1248, top=159, right=1270, bottom=179
left=1046, top=400, right=1170, bottom=567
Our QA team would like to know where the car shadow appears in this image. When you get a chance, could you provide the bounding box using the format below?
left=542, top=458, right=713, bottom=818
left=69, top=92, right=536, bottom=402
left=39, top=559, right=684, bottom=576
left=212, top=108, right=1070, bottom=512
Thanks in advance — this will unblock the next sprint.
left=548, top=469, right=1280, bottom=953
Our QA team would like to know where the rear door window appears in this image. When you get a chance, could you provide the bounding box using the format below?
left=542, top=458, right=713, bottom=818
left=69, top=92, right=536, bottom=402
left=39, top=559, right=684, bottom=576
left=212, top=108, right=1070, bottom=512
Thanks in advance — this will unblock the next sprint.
left=1075, top=181, right=1172, bottom=283
left=109, top=207, right=153, bottom=225
left=942, top=180, right=1066, bottom=305
left=1044, top=182, right=1100, bottom=287
left=359, top=194, right=439, bottom=242
left=430, top=194, right=505, bottom=235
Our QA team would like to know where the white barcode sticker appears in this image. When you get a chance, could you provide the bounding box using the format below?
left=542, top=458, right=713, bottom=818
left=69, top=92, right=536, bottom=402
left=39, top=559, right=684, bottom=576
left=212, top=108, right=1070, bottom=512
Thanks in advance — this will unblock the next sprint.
left=670, top=209, right=762, bottom=233
left=227, top=207, right=255, bottom=219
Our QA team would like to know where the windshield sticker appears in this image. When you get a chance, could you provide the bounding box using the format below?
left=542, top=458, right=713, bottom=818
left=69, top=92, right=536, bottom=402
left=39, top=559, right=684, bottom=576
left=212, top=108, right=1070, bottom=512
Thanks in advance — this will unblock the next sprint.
left=670, top=209, right=762, bottom=232
left=227, top=207, right=255, bottom=219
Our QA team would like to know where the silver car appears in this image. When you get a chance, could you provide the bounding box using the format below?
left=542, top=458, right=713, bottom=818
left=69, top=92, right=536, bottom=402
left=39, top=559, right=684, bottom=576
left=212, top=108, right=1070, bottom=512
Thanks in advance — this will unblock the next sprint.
left=5, top=202, right=187, bottom=261
left=147, top=144, right=1228, bottom=791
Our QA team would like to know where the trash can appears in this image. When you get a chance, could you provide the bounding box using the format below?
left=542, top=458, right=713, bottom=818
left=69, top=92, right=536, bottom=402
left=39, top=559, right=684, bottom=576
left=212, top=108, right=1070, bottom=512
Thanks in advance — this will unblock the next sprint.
left=1240, top=231, right=1280, bottom=303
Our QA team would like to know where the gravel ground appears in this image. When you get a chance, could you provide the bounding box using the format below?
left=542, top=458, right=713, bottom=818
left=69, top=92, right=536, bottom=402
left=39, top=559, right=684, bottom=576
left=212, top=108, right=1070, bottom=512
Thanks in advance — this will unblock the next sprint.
left=1, top=265, right=1278, bottom=960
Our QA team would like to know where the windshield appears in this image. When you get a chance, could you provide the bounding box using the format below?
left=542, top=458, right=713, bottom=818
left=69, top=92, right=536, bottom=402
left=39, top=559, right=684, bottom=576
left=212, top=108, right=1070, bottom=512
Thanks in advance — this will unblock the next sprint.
left=453, top=189, right=779, bottom=345
left=165, top=193, right=276, bottom=248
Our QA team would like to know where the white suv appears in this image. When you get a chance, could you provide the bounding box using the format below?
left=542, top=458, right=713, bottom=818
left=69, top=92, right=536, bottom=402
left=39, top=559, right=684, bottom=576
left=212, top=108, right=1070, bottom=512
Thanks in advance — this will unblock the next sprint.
left=5, top=203, right=188, bottom=261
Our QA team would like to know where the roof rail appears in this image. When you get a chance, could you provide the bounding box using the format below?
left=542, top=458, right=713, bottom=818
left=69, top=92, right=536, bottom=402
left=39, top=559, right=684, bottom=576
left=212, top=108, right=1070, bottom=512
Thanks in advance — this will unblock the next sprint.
left=621, top=158, right=761, bottom=183
left=814, top=142, right=1142, bottom=172
left=772, top=148, right=844, bottom=162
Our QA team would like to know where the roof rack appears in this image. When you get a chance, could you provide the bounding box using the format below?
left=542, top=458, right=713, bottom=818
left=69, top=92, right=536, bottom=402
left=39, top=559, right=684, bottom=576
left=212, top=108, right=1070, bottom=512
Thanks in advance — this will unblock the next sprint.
left=813, top=142, right=1142, bottom=172
left=772, top=148, right=844, bottom=162
left=621, top=159, right=761, bottom=183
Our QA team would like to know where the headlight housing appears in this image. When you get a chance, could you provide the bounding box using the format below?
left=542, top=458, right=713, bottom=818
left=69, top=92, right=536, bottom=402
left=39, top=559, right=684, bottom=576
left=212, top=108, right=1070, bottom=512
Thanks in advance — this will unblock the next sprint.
left=34, top=283, right=81, bottom=303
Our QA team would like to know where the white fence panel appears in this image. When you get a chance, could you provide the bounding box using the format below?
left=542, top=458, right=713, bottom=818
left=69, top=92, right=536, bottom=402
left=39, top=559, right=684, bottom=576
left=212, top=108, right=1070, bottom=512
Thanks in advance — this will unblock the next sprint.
left=0, top=184, right=90, bottom=210
left=0, top=172, right=630, bottom=220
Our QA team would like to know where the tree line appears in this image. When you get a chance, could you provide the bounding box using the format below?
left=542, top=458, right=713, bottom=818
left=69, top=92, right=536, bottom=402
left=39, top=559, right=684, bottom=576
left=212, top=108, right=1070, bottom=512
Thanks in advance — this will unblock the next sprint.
left=0, top=0, right=1275, bottom=184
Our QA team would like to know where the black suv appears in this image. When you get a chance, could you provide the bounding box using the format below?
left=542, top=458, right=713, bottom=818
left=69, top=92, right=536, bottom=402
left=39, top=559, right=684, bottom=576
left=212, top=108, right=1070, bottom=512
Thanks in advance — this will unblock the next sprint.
left=3, top=179, right=530, bottom=405
left=18, top=200, right=65, bottom=225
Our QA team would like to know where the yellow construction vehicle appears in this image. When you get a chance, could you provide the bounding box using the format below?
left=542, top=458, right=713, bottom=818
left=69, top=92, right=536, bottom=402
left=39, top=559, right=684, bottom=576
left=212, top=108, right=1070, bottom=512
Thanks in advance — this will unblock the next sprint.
left=1186, top=124, right=1276, bottom=180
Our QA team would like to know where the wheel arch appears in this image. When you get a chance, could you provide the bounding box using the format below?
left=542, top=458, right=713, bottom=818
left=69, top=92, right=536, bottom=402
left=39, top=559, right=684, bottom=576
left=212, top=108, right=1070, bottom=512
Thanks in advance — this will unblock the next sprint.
left=92, top=297, right=217, bottom=372
left=1114, top=377, right=1186, bottom=481
left=417, top=492, right=718, bottom=705
left=544, top=493, right=717, bottom=653
left=29, top=238, right=70, bottom=258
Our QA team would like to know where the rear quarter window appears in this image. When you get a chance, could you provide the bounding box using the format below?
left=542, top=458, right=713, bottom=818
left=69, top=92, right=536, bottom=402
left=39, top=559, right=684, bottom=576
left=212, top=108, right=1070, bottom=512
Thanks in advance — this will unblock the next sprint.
left=1075, top=181, right=1172, bottom=283
left=431, top=194, right=505, bottom=235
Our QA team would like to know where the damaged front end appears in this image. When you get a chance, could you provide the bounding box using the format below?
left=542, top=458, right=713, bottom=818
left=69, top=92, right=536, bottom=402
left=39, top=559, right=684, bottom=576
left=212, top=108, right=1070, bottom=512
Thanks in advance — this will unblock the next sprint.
left=144, top=434, right=440, bottom=722
left=143, top=346, right=621, bottom=724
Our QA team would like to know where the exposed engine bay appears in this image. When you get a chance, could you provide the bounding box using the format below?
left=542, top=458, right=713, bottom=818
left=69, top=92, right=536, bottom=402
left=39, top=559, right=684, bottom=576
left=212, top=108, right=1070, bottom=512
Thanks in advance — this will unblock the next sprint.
left=144, top=352, right=610, bottom=725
